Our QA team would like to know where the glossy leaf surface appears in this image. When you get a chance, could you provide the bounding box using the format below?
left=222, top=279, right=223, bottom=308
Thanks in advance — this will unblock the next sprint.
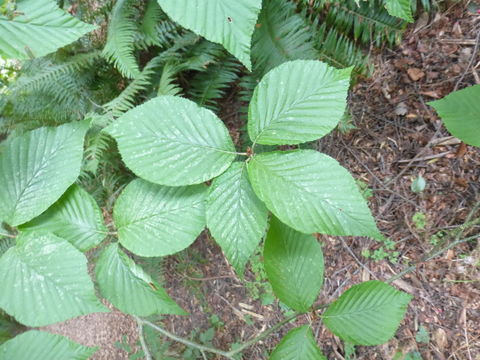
left=323, top=281, right=412, bottom=345
left=269, top=326, right=326, bottom=360
left=247, top=150, right=381, bottom=238
left=206, top=162, right=268, bottom=274
left=0, top=121, right=89, bottom=226
left=248, top=60, right=351, bottom=145
left=105, top=96, right=236, bottom=186
left=264, top=217, right=324, bottom=312
left=20, top=185, right=107, bottom=251
left=0, top=232, right=107, bottom=327
left=114, top=179, right=206, bottom=257
left=157, top=0, right=262, bottom=70
left=429, top=84, right=480, bottom=147
left=0, top=331, right=97, bottom=360
left=96, top=244, right=186, bottom=316
left=0, top=0, right=96, bottom=59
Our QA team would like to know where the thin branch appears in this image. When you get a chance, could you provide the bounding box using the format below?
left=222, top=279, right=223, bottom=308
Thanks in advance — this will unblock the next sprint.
left=140, top=319, right=235, bottom=359
left=386, top=234, right=479, bottom=283
left=0, top=233, right=16, bottom=239
left=134, top=316, right=152, bottom=360
left=226, top=311, right=300, bottom=356
left=140, top=303, right=330, bottom=359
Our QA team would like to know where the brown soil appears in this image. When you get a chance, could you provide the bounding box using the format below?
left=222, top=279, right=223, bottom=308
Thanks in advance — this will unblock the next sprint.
left=42, top=3, right=480, bottom=359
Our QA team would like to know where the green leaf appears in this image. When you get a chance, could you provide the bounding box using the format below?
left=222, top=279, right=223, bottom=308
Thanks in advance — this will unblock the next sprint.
left=248, top=60, right=351, bottom=145
left=113, top=179, right=206, bottom=257
left=206, top=162, right=268, bottom=275
left=0, top=330, right=97, bottom=360
left=96, top=244, right=186, bottom=316
left=0, top=121, right=89, bottom=226
left=105, top=96, right=236, bottom=186
left=269, top=325, right=326, bottom=360
left=157, top=0, right=262, bottom=70
left=102, top=0, right=140, bottom=79
left=0, top=232, right=107, bottom=327
left=264, top=217, right=324, bottom=312
left=0, top=0, right=97, bottom=59
left=247, top=150, right=381, bottom=238
left=429, top=85, right=480, bottom=147
left=251, top=0, right=318, bottom=75
left=20, top=185, right=107, bottom=252
left=384, top=0, right=414, bottom=22
left=322, top=280, right=412, bottom=345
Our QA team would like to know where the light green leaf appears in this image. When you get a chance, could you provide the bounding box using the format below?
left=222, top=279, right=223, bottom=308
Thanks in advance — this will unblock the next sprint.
left=105, top=96, right=236, bottom=186
left=114, top=179, right=206, bottom=257
left=248, top=60, right=352, bottom=145
left=247, top=150, right=381, bottom=238
left=323, top=280, right=412, bottom=345
left=269, top=325, right=326, bottom=360
left=0, top=0, right=97, bottom=59
left=0, top=121, right=89, bottom=226
left=429, top=85, right=480, bottom=147
left=384, top=0, right=414, bottom=22
left=264, top=217, right=324, bottom=312
left=0, top=232, right=107, bottom=327
left=206, top=162, right=268, bottom=275
left=0, top=330, right=97, bottom=360
left=96, top=244, right=186, bottom=316
left=20, top=185, right=107, bottom=252
left=157, top=0, right=262, bottom=70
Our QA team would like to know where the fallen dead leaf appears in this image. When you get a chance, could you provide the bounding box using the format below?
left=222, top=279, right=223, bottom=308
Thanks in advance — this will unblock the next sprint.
left=433, top=328, right=448, bottom=350
left=407, top=68, right=426, bottom=81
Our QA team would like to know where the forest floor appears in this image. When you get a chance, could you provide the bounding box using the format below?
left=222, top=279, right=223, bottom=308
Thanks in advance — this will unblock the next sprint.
left=44, top=3, right=480, bottom=359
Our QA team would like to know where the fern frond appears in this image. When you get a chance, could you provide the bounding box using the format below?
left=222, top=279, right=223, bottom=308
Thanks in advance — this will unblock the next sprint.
left=138, top=0, right=181, bottom=49
left=300, top=0, right=406, bottom=47
left=179, top=41, right=227, bottom=72
left=252, top=0, right=318, bottom=76
left=157, top=62, right=183, bottom=96
left=11, top=51, right=101, bottom=94
left=103, top=0, right=141, bottom=79
left=105, top=33, right=200, bottom=117
left=189, top=55, right=241, bottom=111
left=314, top=24, right=373, bottom=75
left=104, top=55, right=163, bottom=117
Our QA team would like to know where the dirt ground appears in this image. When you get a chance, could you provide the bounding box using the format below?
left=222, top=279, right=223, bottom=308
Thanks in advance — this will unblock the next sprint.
left=41, top=3, right=480, bottom=359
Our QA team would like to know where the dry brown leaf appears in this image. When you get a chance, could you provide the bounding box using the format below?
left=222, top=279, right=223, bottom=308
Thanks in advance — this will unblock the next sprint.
left=407, top=68, right=426, bottom=81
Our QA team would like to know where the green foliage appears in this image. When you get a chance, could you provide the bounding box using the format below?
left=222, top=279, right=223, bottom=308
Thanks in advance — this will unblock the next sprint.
left=248, top=150, right=381, bottom=237
left=96, top=243, right=186, bottom=316
left=0, top=121, right=88, bottom=226
left=207, top=162, right=268, bottom=275
left=416, top=325, right=430, bottom=344
left=269, top=325, right=327, bottom=360
left=429, top=85, right=480, bottom=147
left=105, top=96, right=236, bottom=186
left=20, top=185, right=107, bottom=251
left=323, top=281, right=412, bottom=345
left=412, top=211, right=427, bottom=230
left=411, top=175, right=427, bottom=193
left=248, top=60, right=352, bottom=145
left=0, top=330, right=97, bottom=360
left=102, top=0, right=140, bottom=79
left=113, top=179, right=207, bottom=257
left=0, top=1, right=420, bottom=356
left=0, top=0, right=96, bottom=59
left=0, top=232, right=107, bottom=327
left=157, top=0, right=262, bottom=70
left=264, top=217, right=324, bottom=312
